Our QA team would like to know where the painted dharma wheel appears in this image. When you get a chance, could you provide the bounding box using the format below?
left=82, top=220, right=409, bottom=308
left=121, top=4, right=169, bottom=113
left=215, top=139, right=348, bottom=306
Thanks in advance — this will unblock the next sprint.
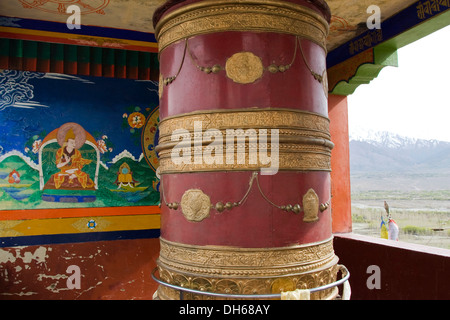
left=152, top=0, right=339, bottom=300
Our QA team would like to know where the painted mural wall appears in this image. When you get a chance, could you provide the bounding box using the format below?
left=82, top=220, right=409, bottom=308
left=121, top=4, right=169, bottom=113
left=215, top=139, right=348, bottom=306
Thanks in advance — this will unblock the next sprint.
left=0, top=69, right=160, bottom=210
left=0, top=69, right=161, bottom=244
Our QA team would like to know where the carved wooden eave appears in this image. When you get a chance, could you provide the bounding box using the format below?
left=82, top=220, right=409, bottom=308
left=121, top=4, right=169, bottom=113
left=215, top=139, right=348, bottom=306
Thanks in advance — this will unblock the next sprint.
left=327, top=1, right=450, bottom=95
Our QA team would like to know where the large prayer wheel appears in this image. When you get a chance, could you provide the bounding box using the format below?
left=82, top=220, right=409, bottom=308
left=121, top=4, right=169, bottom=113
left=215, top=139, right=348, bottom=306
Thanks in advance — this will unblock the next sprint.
left=153, top=0, right=338, bottom=300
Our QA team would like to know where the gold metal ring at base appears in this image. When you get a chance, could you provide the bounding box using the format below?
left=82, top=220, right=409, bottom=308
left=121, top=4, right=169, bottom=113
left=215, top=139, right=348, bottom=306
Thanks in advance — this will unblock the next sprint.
left=156, top=243, right=340, bottom=300
left=158, top=237, right=336, bottom=275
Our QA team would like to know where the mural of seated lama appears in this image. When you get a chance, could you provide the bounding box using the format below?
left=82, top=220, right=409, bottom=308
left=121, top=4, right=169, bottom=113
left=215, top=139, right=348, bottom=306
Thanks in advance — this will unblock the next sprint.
left=39, top=122, right=100, bottom=203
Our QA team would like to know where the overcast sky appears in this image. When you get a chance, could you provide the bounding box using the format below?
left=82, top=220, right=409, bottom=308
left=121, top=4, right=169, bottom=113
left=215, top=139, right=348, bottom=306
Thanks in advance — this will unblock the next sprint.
left=347, top=25, right=450, bottom=142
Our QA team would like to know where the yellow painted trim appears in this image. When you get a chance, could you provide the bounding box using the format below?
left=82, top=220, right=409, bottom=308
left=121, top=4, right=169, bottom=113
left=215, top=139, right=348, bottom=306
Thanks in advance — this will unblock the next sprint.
left=0, top=214, right=160, bottom=237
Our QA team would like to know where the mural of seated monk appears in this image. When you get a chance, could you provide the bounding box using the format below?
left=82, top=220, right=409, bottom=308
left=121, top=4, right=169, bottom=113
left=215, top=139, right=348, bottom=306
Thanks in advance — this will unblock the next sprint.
left=44, top=128, right=95, bottom=191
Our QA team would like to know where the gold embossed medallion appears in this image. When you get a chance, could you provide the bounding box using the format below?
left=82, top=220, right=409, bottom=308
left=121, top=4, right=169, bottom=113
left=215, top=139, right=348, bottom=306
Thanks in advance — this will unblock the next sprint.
left=225, top=52, right=264, bottom=84
left=180, top=189, right=211, bottom=222
left=303, top=189, right=319, bottom=223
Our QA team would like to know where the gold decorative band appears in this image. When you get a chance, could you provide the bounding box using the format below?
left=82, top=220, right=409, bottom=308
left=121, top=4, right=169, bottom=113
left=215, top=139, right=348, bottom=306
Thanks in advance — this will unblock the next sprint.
left=155, top=0, right=329, bottom=53
left=158, top=237, right=335, bottom=277
left=156, top=237, right=339, bottom=300
left=157, top=144, right=332, bottom=174
left=157, top=262, right=339, bottom=300
left=156, top=108, right=333, bottom=174
left=158, top=108, right=330, bottom=141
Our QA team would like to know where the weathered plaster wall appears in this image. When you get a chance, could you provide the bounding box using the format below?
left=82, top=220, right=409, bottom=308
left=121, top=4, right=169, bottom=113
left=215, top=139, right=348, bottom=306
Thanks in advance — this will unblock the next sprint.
left=0, top=238, right=159, bottom=299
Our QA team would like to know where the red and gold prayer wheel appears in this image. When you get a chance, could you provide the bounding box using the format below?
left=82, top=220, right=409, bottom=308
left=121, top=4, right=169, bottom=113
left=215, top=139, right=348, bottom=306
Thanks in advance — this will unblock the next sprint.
left=153, top=0, right=338, bottom=300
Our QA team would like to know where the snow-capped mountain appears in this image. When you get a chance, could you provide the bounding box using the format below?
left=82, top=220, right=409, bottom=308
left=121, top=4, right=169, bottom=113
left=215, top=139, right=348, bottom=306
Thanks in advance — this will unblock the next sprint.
left=349, top=130, right=450, bottom=174
left=349, top=129, right=443, bottom=149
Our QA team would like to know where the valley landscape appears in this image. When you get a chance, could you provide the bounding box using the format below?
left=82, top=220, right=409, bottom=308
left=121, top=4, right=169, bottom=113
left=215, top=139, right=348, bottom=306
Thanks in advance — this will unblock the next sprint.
left=349, top=131, right=450, bottom=249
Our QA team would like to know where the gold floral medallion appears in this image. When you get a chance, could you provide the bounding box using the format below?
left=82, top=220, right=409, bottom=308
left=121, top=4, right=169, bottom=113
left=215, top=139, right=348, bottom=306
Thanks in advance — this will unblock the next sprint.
left=225, top=52, right=264, bottom=84
left=180, top=189, right=211, bottom=222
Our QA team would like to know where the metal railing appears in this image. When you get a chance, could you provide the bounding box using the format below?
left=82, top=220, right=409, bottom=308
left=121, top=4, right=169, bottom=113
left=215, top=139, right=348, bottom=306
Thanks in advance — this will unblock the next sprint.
left=151, top=264, right=350, bottom=300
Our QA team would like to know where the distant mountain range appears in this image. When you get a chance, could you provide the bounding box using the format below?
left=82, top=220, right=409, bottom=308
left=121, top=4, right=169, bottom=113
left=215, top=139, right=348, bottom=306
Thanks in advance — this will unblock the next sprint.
left=349, top=130, right=450, bottom=191
left=349, top=130, right=450, bottom=174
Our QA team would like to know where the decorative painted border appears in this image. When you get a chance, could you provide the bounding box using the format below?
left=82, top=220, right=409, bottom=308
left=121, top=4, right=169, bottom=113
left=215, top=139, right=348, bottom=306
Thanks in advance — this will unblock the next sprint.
left=329, top=45, right=398, bottom=96
left=0, top=213, right=160, bottom=238
left=0, top=206, right=160, bottom=221
left=0, top=229, right=160, bottom=247
left=0, top=38, right=159, bottom=80
left=327, top=49, right=376, bottom=95
left=0, top=16, right=158, bottom=53
left=327, top=0, right=450, bottom=68
left=0, top=205, right=161, bottom=246
left=326, top=0, right=450, bottom=96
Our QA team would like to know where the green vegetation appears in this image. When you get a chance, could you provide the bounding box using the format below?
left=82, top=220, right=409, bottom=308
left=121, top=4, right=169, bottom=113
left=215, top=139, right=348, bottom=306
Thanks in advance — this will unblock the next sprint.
left=352, top=190, right=450, bottom=201
left=351, top=190, right=450, bottom=249
left=402, top=225, right=433, bottom=236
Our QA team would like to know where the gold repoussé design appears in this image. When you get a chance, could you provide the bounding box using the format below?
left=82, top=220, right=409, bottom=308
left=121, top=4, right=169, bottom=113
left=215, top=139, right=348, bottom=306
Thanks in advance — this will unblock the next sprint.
left=225, top=51, right=264, bottom=84
left=156, top=238, right=340, bottom=300
left=161, top=172, right=330, bottom=223
left=154, top=0, right=329, bottom=53
left=157, top=108, right=333, bottom=174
